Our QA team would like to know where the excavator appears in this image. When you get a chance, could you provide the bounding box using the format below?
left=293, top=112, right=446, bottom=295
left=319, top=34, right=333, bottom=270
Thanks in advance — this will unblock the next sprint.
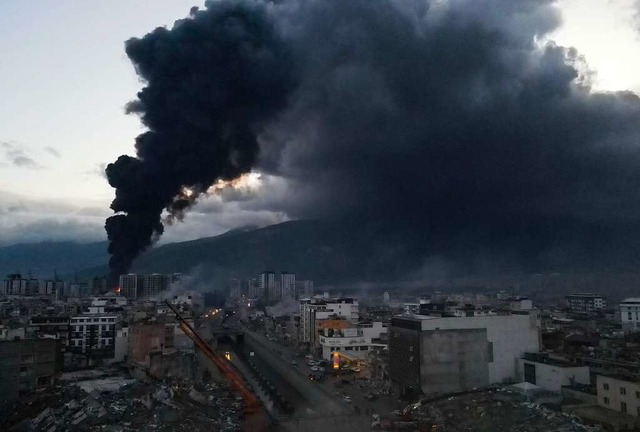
left=164, top=301, right=260, bottom=413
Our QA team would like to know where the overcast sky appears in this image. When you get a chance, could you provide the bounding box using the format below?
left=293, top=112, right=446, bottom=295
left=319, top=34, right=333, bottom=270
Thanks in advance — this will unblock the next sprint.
left=1, top=0, right=639, bottom=246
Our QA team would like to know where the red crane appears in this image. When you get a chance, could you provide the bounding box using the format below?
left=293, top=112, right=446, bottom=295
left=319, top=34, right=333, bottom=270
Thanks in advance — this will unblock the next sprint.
left=164, top=301, right=260, bottom=413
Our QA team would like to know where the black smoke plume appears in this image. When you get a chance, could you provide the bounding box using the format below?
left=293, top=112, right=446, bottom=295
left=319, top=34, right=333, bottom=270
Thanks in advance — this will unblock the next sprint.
left=107, top=0, right=640, bottom=281
left=105, top=0, right=293, bottom=281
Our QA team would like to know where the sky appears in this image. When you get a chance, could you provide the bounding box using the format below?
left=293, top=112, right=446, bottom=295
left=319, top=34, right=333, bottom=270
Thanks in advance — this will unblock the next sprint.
left=1, top=0, right=639, bottom=248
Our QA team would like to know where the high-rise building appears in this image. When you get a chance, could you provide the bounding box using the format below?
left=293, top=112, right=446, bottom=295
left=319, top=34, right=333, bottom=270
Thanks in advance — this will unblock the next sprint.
left=259, top=271, right=276, bottom=300
left=246, top=278, right=260, bottom=299
left=228, top=278, right=242, bottom=300
left=296, top=280, right=314, bottom=299
left=281, top=272, right=296, bottom=300
left=119, top=274, right=144, bottom=299
left=1, top=274, right=40, bottom=296
left=142, top=274, right=169, bottom=298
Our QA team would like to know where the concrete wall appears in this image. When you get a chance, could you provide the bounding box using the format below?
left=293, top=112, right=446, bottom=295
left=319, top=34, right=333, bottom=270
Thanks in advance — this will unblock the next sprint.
left=517, top=359, right=590, bottom=392
left=420, top=328, right=490, bottom=394
left=389, top=320, right=421, bottom=395
left=561, top=387, right=597, bottom=405
left=420, top=313, right=540, bottom=385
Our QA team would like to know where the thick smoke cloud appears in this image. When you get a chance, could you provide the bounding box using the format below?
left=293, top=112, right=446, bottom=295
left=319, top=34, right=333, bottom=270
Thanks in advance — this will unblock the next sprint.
left=105, top=0, right=294, bottom=280
left=256, top=0, right=640, bottom=272
left=107, top=0, right=640, bottom=279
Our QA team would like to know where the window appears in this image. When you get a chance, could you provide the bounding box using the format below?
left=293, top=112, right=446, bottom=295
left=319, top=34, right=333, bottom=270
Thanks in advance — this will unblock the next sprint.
left=603, top=383, right=610, bottom=391
left=604, top=397, right=610, bottom=405
left=621, top=402, right=627, bottom=413
left=621, top=387, right=627, bottom=395
left=636, top=391, right=640, bottom=399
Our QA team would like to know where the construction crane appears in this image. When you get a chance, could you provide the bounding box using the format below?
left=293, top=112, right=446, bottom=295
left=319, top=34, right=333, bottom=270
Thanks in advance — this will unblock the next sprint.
left=164, top=301, right=260, bottom=413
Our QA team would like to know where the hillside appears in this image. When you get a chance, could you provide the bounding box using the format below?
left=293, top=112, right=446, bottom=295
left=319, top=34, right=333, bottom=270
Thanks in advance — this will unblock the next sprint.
left=4, top=217, right=640, bottom=293
left=0, top=241, right=109, bottom=279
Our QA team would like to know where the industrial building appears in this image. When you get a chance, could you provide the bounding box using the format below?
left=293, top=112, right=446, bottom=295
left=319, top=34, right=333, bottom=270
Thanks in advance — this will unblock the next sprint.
left=389, top=312, right=541, bottom=396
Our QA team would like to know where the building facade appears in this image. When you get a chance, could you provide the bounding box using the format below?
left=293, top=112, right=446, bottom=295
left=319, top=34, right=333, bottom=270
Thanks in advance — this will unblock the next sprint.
left=390, top=312, right=541, bottom=396
left=620, top=298, right=640, bottom=333
left=69, top=307, right=119, bottom=364
left=0, top=339, right=61, bottom=404
left=129, top=323, right=175, bottom=365
left=119, top=274, right=144, bottom=299
left=259, top=271, right=276, bottom=301
left=281, top=272, right=296, bottom=300
left=29, top=315, right=71, bottom=349
left=565, top=293, right=607, bottom=313
left=597, top=374, right=640, bottom=417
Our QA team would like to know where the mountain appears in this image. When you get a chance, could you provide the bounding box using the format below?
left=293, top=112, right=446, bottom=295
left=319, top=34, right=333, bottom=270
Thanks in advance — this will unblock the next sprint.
left=0, top=241, right=109, bottom=279
left=4, top=218, right=640, bottom=294
left=131, top=219, right=424, bottom=286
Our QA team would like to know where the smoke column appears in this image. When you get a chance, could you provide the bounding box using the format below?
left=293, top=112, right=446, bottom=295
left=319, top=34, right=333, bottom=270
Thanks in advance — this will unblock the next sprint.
left=105, top=0, right=640, bottom=282
left=105, top=1, right=293, bottom=281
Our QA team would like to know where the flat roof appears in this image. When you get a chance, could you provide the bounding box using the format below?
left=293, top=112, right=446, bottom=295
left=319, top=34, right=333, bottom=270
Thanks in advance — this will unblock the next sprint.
left=621, top=298, right=640, bottom=303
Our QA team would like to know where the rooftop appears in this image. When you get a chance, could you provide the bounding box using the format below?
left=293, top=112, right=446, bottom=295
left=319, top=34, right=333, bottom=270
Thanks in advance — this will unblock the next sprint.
left=621, top=298, right=640, bottom=304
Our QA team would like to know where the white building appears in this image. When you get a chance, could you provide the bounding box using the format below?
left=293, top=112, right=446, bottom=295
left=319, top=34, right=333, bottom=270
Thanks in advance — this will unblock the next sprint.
left=319, top=322, right=388, bottom=361
left=114, top=327, right=129, bottom=362
left=299, top=297, right=359, bottom=344
left=620, top=298, right=640, bottom=333
left=69, top=307, right=120, bottom=363
left=90, top=296, right=128, bottom=307
left=517, top=353, right=590, bottom=392
left=565, top=293, right=607, bottom=313
left=597, top=374, right=640, bottom=417
left=324, top=298, right=359, bottom=323
left=390, top=312, right=541, bottom=395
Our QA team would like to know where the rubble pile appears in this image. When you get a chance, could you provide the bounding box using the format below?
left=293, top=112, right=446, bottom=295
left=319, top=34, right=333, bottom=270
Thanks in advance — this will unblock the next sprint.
left=5, top=375, right=244, bottom=432
left=373, top=388, right=604, bottom=432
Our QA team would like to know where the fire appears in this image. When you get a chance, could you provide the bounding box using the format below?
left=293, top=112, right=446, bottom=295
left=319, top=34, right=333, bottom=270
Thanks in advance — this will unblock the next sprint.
left=206, top=172, right=262, bottom=195
left=115, top=287, right=122, bottom=294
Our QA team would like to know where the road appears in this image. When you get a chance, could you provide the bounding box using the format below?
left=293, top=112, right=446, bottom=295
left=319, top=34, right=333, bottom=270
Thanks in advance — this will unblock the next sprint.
left=242, top=327, right=347, bottom=415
